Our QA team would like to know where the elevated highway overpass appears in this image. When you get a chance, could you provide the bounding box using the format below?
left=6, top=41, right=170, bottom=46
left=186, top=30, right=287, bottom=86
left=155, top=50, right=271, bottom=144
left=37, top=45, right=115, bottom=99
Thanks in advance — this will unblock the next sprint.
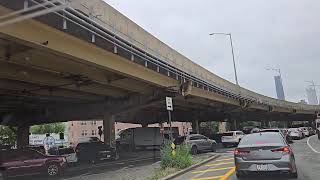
left=0, top=0, right=319, bottom=146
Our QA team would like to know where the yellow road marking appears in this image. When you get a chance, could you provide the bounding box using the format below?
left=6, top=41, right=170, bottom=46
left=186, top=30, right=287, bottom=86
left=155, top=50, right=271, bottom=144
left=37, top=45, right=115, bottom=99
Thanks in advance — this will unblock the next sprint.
left=219, top=166, right=236, bottom=180
left=190, top=175, right=223, bottom=180
left=214, top=158, right=233, bottom=162
left=192, top=166, right=234, bottom=174
left=205, top=162, right=233, bottom=167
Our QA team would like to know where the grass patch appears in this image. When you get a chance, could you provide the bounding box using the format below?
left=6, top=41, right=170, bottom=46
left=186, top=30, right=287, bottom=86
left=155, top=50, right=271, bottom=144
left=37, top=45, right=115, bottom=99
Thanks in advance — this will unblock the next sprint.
left=147, top=167, right=179, bottom=180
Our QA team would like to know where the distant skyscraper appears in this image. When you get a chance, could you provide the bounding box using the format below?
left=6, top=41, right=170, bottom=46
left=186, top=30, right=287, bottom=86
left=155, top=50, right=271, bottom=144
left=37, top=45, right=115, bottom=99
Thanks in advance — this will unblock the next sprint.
left=274, top=75, right=285, bottom=100
left=306, top=87, right=318, bottom=105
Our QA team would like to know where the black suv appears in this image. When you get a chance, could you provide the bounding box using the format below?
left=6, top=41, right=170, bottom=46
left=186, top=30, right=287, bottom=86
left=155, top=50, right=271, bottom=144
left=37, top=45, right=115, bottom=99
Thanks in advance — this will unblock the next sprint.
left=75, top=139, right=118, bottom=163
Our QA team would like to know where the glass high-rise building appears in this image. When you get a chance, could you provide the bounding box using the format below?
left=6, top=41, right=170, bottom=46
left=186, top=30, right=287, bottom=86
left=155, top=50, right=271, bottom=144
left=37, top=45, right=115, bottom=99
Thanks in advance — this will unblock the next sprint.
left=306, top=87, right=318, bottom=105
left=274, top=75, right=285, bottom=100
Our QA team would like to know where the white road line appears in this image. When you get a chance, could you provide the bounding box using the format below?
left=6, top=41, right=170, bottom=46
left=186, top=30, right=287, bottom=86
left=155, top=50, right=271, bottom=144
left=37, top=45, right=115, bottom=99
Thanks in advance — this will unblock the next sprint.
left=307, top=135, right=320, bottom=153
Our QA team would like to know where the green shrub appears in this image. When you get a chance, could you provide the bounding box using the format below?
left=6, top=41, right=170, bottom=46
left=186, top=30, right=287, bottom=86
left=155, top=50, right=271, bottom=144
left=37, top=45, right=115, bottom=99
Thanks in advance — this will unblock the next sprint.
left=160, top=142, right=192, bottom=169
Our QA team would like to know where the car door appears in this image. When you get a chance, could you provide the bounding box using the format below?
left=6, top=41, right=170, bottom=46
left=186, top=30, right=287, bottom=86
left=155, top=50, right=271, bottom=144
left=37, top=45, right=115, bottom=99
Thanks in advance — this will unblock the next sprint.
left=199, top=135, right=211, bottom=150
left=3, top=150, right=25, bottom=177
left=21, top=149, right=46, bottom=175
left=189, top=135, right=202, bottom=150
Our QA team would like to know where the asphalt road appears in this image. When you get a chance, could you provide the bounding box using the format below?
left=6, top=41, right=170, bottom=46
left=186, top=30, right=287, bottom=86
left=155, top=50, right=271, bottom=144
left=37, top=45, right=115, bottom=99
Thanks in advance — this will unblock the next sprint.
left=173, top=135, right=320, bottom=180
left=9, top=136, right=320, bottom=180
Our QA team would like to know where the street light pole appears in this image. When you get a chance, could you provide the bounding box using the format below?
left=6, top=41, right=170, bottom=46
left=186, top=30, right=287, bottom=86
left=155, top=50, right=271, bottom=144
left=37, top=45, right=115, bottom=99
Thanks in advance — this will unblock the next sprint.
left=209, top=33, right=239, bottom=85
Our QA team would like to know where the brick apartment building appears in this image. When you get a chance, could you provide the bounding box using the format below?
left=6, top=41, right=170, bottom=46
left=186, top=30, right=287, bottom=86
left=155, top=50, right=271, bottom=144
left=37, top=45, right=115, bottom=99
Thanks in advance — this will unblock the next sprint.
left=67, top=120, right=191, bottom=145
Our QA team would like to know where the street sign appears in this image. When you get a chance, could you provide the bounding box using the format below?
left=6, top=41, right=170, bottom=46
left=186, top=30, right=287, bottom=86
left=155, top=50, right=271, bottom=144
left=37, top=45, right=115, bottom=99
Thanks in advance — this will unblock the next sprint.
left=166, top=97, right=173, bottom=111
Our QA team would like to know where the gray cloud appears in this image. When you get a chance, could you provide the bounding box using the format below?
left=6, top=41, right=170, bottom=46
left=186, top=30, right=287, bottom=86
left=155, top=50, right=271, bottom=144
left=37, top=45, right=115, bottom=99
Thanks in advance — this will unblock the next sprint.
left=103, top=0, right=320, bottom=103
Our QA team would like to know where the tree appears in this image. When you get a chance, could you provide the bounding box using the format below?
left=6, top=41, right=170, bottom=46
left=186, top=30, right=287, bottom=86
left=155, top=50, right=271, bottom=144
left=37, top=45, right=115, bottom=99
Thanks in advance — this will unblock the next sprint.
left=30, top=122, right=65, bottom=134
left=0, top=125, right=17, bottom=147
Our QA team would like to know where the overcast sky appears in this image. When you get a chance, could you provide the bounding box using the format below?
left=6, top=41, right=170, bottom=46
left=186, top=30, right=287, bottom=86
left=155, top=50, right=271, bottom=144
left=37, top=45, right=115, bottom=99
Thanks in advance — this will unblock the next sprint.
left=103, top=0, right=320, bottom=103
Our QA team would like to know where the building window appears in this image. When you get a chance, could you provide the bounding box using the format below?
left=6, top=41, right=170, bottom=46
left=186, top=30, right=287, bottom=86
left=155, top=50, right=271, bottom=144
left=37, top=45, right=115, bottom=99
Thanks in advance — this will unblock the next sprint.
left=91, top=121, right=97, bottom=125
left=81, top=130, right=88, bottom=136
left=80, top=121, right=87, bottom=125
left=92, top=130, right=96, bottom=136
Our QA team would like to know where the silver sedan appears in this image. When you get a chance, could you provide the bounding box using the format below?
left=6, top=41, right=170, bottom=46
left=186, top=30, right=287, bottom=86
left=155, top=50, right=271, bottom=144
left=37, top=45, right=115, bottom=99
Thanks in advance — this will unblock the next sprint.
left=234, top=132, right=298, bottom=179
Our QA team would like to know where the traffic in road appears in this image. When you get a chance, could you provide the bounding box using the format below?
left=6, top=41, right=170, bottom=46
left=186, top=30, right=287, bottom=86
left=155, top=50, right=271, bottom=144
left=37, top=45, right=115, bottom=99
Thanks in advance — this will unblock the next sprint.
left=175, top=136, right=320, bottom=180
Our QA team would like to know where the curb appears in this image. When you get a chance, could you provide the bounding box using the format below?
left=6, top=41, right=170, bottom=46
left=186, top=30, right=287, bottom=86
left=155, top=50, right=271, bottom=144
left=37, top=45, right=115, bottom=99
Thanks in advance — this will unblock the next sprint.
left=161, top=154, right=221, bottom=180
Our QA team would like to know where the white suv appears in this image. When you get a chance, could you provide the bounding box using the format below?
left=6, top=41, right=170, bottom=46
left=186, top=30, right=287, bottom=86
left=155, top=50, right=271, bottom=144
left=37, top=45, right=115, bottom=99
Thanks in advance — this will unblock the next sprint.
left=221, top=131, right=244, bottom=147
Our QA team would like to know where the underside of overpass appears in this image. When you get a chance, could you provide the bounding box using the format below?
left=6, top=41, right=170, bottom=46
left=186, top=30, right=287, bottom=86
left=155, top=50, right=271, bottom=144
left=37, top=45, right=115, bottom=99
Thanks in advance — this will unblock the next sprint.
left=0, top=0, right=318, bottom=134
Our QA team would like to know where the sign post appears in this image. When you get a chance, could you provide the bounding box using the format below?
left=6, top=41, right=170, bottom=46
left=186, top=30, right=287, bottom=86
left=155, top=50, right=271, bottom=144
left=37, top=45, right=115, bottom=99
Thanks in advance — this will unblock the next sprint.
left=166, top=97, right=173, bottom=141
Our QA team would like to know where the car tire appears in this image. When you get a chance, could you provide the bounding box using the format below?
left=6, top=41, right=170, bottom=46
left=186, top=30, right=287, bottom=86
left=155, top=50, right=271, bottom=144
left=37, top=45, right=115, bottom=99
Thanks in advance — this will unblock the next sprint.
left=191, top=146, right=198, bottom=155
left=46, top=163, right=60, bottom=177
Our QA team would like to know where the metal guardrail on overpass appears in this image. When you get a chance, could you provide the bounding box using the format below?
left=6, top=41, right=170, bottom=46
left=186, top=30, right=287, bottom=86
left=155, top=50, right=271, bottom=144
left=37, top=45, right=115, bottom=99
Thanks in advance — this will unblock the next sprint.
left=2, top=0, right=319, bottom=112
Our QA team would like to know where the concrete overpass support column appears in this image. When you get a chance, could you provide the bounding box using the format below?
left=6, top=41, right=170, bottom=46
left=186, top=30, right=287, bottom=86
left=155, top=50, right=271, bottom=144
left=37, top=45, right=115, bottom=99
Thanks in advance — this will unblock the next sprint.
left=103, top=113, right=115, bottom=147
left=17, top=126, right=29, bottom=148
left=192, top=119, right=199, bottom=134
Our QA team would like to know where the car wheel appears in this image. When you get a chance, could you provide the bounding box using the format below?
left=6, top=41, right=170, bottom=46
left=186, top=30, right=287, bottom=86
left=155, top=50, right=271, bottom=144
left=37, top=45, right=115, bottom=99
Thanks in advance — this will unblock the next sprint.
left=47, top=163, right=60, bottom=176
left=191, top=146, right=198, bottom=155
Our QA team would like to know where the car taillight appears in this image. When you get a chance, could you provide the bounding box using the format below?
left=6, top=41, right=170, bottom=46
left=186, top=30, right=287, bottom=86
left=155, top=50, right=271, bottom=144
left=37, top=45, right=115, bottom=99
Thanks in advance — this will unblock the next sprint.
left=234, top=148, right=250, bottom=155
left=271, top=146, right=290, bottom=153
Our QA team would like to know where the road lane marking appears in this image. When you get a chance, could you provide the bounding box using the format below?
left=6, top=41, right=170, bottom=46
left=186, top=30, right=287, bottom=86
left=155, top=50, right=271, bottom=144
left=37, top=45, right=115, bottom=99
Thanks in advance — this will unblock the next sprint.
left=219, top=166, right=236, bottom=180
left=214, top=158, right=233, bottom=162
left=191, top=166, right=234, bottom=174
left=190, top=175, right=223, bottom=180
left=307, top=135, right=320, bottom=153
left=205, top=162, right=233, bottom=167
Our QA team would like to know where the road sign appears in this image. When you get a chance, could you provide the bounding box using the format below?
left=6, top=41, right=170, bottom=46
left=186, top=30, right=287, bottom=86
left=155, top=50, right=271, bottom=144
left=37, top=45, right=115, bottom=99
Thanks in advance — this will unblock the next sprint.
left=166, top=97, right=173, bottom=111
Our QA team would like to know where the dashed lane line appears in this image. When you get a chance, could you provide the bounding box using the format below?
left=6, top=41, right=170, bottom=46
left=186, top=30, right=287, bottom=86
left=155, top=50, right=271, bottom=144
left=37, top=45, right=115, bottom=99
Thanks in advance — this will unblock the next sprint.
left=191, top=166, right=234, bottom=174
left=205, top=162, right=234, bottom=167
left=307, top=135, right=320, bottom=153
left=190, top=175, right=223, bottom=180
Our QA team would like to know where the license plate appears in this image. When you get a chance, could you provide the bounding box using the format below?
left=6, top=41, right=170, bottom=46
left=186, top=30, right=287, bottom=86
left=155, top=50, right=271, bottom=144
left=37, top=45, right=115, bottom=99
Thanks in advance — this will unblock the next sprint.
left=256, top=164, right=269, bottom=171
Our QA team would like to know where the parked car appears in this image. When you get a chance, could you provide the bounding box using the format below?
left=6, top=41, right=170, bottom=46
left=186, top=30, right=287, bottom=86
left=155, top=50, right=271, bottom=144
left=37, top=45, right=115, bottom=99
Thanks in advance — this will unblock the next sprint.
left=221, top=131, right=244, bottom=147
left=48, top=147, right=78, bottom=165
left=307, top=127, right=315, bottom=136
left=288, top=128, right=303, bottom=140
left=174, top=134, right=217, bottom=155
left=300, top=127, right=310, bottom=137
left=0, top=148, right=66, bottom=179
left=298, top=127, right=306, bottom=138
left=75, top=140, right=118, bottom=163
left=23, top=145, right=46, bottom=154
left=234, top=132, right=298, bottom=178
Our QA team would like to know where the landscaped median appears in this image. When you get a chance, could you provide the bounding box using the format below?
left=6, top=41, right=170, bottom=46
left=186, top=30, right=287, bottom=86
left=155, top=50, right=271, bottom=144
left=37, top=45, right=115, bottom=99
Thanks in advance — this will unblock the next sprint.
left=147, top=143, right=220, bottom=180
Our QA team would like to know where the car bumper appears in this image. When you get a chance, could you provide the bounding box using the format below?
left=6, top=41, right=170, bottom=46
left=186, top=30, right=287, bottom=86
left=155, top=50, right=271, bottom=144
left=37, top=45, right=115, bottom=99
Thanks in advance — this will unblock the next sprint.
left=235, top=156, right=295, bottom=174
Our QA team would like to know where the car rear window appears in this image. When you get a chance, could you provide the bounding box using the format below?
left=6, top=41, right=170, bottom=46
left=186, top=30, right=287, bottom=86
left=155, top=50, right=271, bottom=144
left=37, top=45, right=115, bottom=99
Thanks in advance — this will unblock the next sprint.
left=260, top=129, right=279, bottom=133
left=222, top=132, right=233, bottom=136
left=239, top=133, right=284, bottom=147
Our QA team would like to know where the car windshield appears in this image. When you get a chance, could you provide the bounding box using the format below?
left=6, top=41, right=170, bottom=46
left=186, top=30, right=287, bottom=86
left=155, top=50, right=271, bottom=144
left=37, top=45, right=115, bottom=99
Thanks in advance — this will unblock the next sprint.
left=239, top=132, right=284, bottom=147
left=222, top=132, right=234, bottom=136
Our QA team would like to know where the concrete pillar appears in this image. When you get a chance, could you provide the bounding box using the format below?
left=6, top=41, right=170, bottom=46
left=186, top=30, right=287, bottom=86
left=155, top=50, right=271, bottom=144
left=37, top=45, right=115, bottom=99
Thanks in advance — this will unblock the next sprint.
left=192, top=119, right=199, bottom=134
left=103, top=113, right=115, bottom=147
left=17, top=126, right=29, bottom=148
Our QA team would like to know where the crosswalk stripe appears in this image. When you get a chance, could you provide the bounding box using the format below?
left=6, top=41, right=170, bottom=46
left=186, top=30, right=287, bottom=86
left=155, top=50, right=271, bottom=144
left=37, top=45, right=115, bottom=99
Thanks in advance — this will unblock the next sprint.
left=191, top=166, right=234, bottom=174
left=214, top=158, right=233, bottom=162
left=205, top=162, right=234, bottom=167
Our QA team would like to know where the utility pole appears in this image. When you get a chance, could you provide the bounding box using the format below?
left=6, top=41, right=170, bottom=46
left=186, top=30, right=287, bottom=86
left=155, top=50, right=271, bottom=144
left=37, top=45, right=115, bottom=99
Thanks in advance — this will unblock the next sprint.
left=209, top=33, right=239, bottom=85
